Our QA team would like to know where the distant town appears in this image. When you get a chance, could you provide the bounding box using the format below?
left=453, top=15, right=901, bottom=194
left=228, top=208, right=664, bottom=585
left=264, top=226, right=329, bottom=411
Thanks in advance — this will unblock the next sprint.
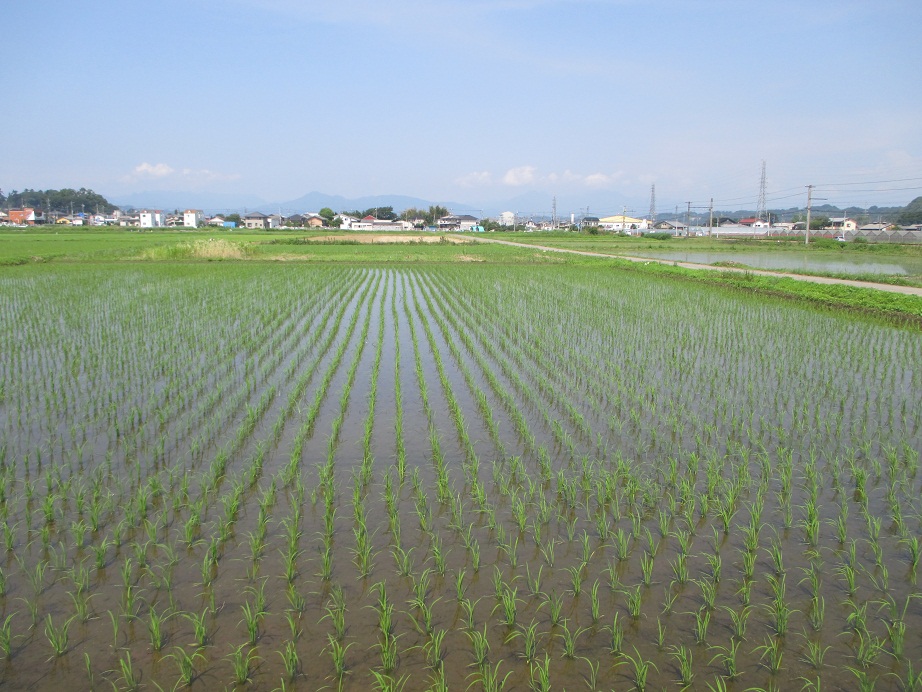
left=2, top=187, right=922, bottom=242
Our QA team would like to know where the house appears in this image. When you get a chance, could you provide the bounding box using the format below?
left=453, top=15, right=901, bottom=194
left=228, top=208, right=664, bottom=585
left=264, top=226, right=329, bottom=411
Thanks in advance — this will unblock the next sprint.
left=243, top=211, right=270, bottom=229
left=438, top=214, right=479, bottom=231
left=305, top=214, right=325, bottom=228
left=826, top=217, right=858, bottom=232
left=207, top=215, right=226, bottom=226
left=599, top=215, right=649, bottom=232
left=287, top=213, right=325, bottom=228
left=499, top=211, right=516, bottom=227
left=335, top=214, right=360, bottom=230
left=580, top=216, right=600, bottom=230
left=0, top=211, right=7, bottom=224
left=7, top=208, right=40, bottom=225
left=183, top=210, right=204, bottom=228
left=859, top=223, right=890, bottom=232
left=139, top=210, right=166, bottom=228
left=738, top=217, right=759, bottom=227
left=654, top=220, right=688, bottom=232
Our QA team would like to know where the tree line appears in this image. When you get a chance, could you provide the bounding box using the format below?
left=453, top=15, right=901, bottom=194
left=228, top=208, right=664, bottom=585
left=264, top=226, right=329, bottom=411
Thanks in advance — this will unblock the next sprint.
left=0, top=188, right=118, bottom=214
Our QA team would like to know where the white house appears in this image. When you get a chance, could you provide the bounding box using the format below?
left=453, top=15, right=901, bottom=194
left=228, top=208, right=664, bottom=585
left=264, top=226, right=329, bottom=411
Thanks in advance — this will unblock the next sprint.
left=183, top=210, right=204, bottom=228
left=826, top=217, right=858, bottom=232
left=335, top=214, right=360, bottom=229
left=599, top=215, right=649, bottom=232
left=499, top=211, right=515, bottom=227
left=438, top=214, right=479, bottom=231
left=139, top=210, right=166, bottom=228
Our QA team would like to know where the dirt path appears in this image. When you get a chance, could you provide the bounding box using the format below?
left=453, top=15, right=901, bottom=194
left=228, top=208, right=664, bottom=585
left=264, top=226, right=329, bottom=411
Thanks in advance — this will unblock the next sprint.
left=463, top=235, right=922, bottom=297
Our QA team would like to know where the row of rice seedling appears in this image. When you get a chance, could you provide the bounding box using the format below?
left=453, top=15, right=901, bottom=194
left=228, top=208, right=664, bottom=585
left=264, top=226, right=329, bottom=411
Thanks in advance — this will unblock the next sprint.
left=0, top=262, right=919, bottom=689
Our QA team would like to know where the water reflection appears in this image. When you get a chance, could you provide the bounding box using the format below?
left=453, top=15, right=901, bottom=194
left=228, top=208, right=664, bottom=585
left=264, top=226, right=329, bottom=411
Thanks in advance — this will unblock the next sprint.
left=628, top=250, right=922, bottom=276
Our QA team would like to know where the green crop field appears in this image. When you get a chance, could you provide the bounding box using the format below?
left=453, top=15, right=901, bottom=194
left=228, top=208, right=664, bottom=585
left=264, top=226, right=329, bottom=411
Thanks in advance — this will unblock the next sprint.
left=0, top=248, right=920, bottom=690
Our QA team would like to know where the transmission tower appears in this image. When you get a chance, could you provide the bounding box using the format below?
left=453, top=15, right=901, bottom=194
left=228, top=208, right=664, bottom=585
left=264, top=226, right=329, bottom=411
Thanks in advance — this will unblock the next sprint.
left=648, top=184, right=656, bottom=224
left=757, top=160, right=767, bottom=221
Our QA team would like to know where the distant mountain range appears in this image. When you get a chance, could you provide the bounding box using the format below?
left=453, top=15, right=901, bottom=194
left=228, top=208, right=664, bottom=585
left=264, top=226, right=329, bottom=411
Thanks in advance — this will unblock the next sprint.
left=108, top=189, right=640, bottom=219
left=108, top=190, right=904, bottom=221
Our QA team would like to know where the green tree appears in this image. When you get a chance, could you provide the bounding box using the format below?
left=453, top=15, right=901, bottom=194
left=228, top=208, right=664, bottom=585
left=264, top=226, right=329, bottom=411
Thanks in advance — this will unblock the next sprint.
left=425, top=205, right=449, bottom=225
left=225, top=213, right=242, bottom=225
left=810, top=215, right=829, bottom=230
left=318, top=207, right=335, bottom=222
left=3, top=187, right=117, bottom=214
left=898, top=196, right=922, bottom=225
left=346, top=206, right=397, bottom=220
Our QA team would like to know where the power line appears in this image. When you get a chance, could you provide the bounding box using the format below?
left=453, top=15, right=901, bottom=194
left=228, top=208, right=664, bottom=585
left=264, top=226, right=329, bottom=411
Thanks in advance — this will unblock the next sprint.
left=815, top=185, right=922, bottom=194
left=816, top=176, right=922, bottom=186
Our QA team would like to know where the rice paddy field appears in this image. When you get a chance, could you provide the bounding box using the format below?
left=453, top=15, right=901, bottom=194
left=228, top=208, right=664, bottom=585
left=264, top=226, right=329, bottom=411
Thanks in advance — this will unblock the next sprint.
left=1, top=260, right=921, bottom=691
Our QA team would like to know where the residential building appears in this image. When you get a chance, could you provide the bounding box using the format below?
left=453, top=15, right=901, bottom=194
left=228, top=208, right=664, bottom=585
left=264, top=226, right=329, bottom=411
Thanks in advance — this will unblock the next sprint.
left=438, top=214, right=479, bottom=231
left=826, top=217, right=858, bottom=232
left=243, top=211, right=270, bottom=229
left=183, top=210, right=204, bottom=228
left=7, top=208, right=42, bottom=225
left=139, top=210, right=166, bottom=228
left=335, top=214, right=360, bottom=229
left=499, top=211, right=515, bottom=227
left=654, top=220, right=688, bottom=232
left=598, top=215, right=649, bottom=232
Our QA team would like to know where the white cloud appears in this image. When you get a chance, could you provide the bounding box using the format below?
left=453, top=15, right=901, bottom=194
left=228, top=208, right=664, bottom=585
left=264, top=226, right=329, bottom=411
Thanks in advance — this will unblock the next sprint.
left=126, top=162, right=240, bottom=185
left=134, top=162, right=174, bottom=178
left=583, top=173, right=615, bottom=188
left=456, top=170, right=493, bottom=187
left=503, top=166, right=538, bottom=186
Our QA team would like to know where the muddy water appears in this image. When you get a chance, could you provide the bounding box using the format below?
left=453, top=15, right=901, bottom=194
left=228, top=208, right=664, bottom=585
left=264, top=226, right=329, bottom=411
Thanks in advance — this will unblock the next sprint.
left=0, top=263, right=919, bottom=690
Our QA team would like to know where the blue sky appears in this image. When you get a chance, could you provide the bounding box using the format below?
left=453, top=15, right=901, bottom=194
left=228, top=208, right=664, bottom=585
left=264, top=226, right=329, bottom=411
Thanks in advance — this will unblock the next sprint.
left=3, top=0, right=921, bottom=214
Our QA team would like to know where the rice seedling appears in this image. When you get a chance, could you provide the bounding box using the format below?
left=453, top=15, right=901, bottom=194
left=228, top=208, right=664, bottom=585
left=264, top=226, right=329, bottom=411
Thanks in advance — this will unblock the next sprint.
left=557, top=619, right=588, bottom=659
left=228, top=643, right=261, bottom=686
left=0, top=614, right=16, bottom=659
left=466, top=624, right=491, bottom=670
left=113, top=651, right=142, bottom=691
left=530, top=653, right=552, bottom=692
left=670, top=644, right=694, bottom=687
left=753, top=635, right=784, bottom=675
left=169, top=646, right=206, bottom=686
left=43, top=613, right=73, bottom=658
left=799, top=634, right=830, bottom=669
left=623, top=584, right=644, bottom=621
left=709, top=639, right=742, bottom=680
left=605, top=611, right=625, bottom=656
left=617, top=646, right=658, bottom=692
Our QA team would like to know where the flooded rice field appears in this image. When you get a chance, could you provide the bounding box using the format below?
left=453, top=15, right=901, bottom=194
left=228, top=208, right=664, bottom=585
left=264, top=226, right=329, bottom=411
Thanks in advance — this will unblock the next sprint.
left=619, top=249, right=922, bottom=277
left=0, top=262, right=920, bottom=691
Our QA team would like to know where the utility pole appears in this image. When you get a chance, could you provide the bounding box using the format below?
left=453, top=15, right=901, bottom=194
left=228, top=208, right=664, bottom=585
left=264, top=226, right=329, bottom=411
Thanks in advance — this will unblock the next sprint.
left=805, top=185, right=814, bottom=245
left=685, top=202, right=691, bottom=237
left=757, top=160, right=767, bottom=221
left=708, top=198, right=714, bottom=237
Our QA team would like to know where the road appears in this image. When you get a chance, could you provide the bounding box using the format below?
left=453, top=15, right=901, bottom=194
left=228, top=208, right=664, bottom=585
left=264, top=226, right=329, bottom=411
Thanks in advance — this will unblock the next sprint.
left=464, top=236, right=922, bottom=297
